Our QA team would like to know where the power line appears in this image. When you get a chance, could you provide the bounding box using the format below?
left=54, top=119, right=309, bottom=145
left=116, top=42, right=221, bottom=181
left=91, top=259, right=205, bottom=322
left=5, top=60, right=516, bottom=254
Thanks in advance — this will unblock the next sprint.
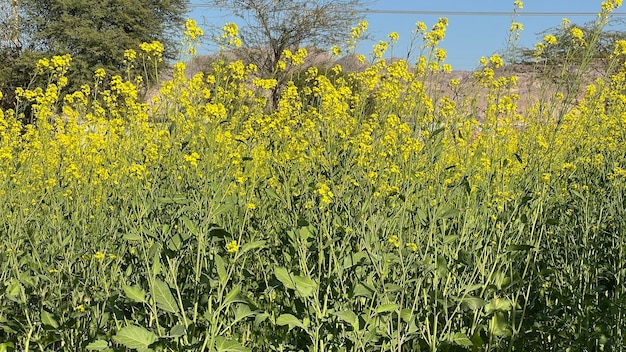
left=364, top=10, right=626, bottom=17
left=187, top=5, right=626, bottom=17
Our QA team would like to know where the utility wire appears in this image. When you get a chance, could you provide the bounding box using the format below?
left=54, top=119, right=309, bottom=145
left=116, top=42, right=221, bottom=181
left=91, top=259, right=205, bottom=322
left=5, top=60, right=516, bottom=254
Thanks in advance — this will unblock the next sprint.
left=187, top=5, right=626, bottom=17
left=364, top=10, right=626, bottom=17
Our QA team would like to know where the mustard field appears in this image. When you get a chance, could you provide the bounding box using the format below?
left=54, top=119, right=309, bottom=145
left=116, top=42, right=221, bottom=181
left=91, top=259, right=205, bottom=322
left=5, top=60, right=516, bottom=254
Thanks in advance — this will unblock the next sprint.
left=2, top=2, right=626, bottom=350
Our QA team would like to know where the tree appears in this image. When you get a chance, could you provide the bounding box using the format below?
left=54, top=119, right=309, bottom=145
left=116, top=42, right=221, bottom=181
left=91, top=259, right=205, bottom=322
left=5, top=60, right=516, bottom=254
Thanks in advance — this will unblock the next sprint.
left=201, top=0, right=371, bottom=107
left=517, top=19, right=626, bottom=75
left=1, top=0, right=187, bottom=103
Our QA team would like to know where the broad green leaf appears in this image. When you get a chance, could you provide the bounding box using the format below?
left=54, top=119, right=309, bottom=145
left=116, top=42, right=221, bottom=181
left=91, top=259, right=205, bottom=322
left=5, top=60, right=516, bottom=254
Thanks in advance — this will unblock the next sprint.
left=436, top=255, right=448, bottom=277
left=113, top=325, right=156, bottom=350
left=276, top=314, right=306, bottom=331
left=384, top=283, right=402, bottom=292
left=464, top=284, right=483, bottom=293
left=224, top=285, right=245, bottom=306
left=240, top=240, right=266, bottom=254
left=254, top=312, right=270, bottom=328
left=122, top=233, right=142, bottom=241
left=169, top=324, right=186, bottom=338
left=86, top=340, right=109, bottom=351
left=212, top=201, right=235, bottom=218
left=215, top=336, right=251, bottom=352
left=215, top=254, right=228, bottom=285
left=41, top=309, right=59, bottom=328
left=6, top=280, right=23, bottom=301
left=234, top=304, right=255, bottom=324
left=0, top=342, right=14, bottom=352
left=293, top=276, right=317, bottom=297
left=181, top=216, right=199, bottom=236
left=342, top=251, right=369, bottom=269
left=489, top=312, right=511, bottom=337
left=472, top=332, right=484, bottom=348
left=209, top=226, right=230, bottom=238
left=443, top=235, right=459, bottom=244
left=274, top=267, right=294, bottom=290
left=123, top=285, right=146, bottom=303
left=485, top=297, right=512, bottom=314
left=451, top=332, right=473, bottom=347
left=437, top=206, right=459, bottom=220
left=298, top=226, right=315, bottom=242
left=265, top=188, right=283, bottom=202
left=400, top=308, right=413, bottom=323
left=352, top=283, right=374, bottom=298
left=152, top=252, right=162, bottom=276
left=461, top=296, right=486, bottom=311
left=152, top=279, right=178, bottom=313
left=416, top=207, right=429, bottom=225
left=18, top=273, right=37, bottom=287
left=334, top=310, right=359, bottom=330
left=375, top=303, right=399, bottom=314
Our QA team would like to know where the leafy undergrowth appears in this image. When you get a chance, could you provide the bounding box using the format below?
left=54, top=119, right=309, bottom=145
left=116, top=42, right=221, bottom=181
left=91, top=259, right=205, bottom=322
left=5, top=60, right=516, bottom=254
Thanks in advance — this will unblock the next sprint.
left=2, top=3, right=626, bottom=351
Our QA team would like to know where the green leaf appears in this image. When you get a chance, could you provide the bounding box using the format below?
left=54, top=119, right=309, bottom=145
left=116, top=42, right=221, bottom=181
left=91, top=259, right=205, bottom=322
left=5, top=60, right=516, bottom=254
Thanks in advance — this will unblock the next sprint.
left=181, top=216, right=199, bottom=236
left=436, top=255, right=448, bottom=277
left=461, top=296, right=486, bottom=311
left=169, top=324, right=186, bottom=338
left=233, top=304, right=255, bottom=324
left=215, top=337, right=251, bottom=352
left=122, top=233, right=142, bottom=241
left=41, top=309, right=59, bottom=329
left=375, top=303, right=399, bottom=314
left=293, top=275, right=317, bottom=297
left=215, top=254, right=228, bottom=285
left=451, top=332, right=474, bottom=347
left=113, top=325, right=156, bottom=350
left=86, top=340, right=109, bottom=351
left=123, top=285, right=147, bottom=303
left=152, top=250, right=162, bottom=276
left=240, top=240, right=265, bottom=254
left=254, top=312, right=270, bottom=328
left=443, top=235, right=459, bottom=244
left=485, top=297, right=512, bottom=314
left=152, top=279, right=178, bottom=313
left=400, top=308, right=413, bottom=323
left=489, top=312, right=511, bottom=337
left=265, top=188, right=283, bottom=202
left=384, top=283, right=403, bottom=292
left=437, top=206, right=459, bottom=220
left=276, top=314, right=306, bottom=331
left=342, top=251, right=369, bottom=269
left=212, top=201, right=235, bottom=218
left=298, top=226, right=315, bottom=242
left=416, top=207, right=429, bottom=225
left=334, top=310, right=359, bottom=330
left=352, top=283, right=374, bottom=298
left=0, top=342, right=14, bottom=352
left=274, top=267, right=294, bottom=290
left=224, top=285, right=246, bottom=306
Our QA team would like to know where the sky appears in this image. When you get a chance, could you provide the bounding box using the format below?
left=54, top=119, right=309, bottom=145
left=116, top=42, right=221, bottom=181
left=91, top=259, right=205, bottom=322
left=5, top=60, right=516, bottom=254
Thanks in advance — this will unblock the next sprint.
left=186, top=0, right=626, bottom=71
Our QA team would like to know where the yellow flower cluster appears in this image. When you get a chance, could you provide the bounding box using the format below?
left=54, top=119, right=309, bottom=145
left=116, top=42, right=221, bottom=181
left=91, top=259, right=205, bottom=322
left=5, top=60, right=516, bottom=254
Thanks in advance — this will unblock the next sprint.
left=218, top=22, right=243, bottom=50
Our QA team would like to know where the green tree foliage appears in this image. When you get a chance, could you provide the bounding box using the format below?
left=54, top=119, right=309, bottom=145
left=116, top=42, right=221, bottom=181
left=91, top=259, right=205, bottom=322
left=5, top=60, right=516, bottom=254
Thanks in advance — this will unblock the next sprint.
left=0, top=0, right=188, bottom=110
left=518, top=19, right=626, bottom=74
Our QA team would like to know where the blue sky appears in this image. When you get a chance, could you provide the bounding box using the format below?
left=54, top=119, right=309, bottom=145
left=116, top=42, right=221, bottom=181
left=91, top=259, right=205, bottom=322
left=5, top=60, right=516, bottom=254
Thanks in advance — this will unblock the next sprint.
left=187, top=0, right=626, bottom=70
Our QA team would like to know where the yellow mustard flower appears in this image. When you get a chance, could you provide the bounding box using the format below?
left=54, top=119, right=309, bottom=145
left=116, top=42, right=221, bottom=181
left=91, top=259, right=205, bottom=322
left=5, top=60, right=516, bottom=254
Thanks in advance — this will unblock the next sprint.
left=226, top=240, right=240, bottom=253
